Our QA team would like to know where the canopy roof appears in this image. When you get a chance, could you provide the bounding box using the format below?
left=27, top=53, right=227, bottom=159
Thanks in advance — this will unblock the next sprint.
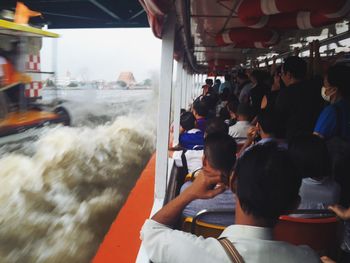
left=0, top=0, right=149, bottom=29
left=142, top=0, right=350, bottom=73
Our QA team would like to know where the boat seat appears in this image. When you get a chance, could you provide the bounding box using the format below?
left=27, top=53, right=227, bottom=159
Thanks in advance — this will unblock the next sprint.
left=182, top=209, right=234, bottom=238
left=274, top=209, right=339, bottom=258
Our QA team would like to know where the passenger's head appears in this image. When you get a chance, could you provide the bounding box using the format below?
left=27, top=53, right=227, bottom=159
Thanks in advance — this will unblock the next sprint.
left=205, top=117, right=229, bottom=137
left=192, top=99, right=209, bottom=118
left=205, top=78, right=213, bottom=87
left=204, top=132, right=237, bottom=185
left=220, top=88, right=230, bottom=101
left=323, top=64, right=350, bottom=102
left=236, top=103, right=252, bottom=121
left=234, top=143, right=301, bottom=226
left=215, top=79, right=221, bottom=85
left=282, top=56, right=307, bottom=86
left=180, top=111, right=195, bottom=131
left=236, top=72, right=248, bottom=85
left=256, top=110, right=277, bottom=137
left=224, top=74, right=231, bottom=82
left=249, top=70, right=265, bottom=85
left=288, top=134, right=331, bottom=180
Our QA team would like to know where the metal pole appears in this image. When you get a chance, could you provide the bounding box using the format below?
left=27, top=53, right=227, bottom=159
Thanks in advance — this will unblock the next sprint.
left=154, top=10, right=176, bottom=200
left=173, top=60, right=183, bottom=146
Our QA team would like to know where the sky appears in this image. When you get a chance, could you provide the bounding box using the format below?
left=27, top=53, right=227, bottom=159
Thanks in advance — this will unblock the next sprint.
left=41, top=28, right=162, bottom=82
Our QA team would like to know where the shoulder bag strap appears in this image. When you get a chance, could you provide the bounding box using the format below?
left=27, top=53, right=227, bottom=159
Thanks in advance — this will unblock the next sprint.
left=218, top=237, right=245, bottom=263
left=181, top=149, right=188, bottom=175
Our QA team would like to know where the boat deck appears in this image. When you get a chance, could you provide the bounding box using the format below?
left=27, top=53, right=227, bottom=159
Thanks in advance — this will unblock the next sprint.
left=93, top=153, right=155, bottom=263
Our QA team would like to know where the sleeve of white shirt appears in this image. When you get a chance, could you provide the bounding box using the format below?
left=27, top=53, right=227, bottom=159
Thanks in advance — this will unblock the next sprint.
left=172, top=150, right=183, bottom=167
left=0, top=57, right=6, bottom=78
left=140, top=219, right=228, bottom=263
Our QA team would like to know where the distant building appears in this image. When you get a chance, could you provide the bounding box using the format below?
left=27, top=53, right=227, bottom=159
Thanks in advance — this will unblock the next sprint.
left=117, top=72, right=136, bottom=88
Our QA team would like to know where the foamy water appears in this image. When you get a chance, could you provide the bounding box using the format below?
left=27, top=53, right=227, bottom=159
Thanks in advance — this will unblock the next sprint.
left=0, top=89, right=156, bottom=262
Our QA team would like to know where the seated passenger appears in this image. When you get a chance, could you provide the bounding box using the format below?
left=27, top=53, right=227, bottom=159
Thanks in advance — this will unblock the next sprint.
left=141, top=144, right=320, bottom=263
left=288, top=134, right=340, bottom=216
left=178, top=111, right=204, bottom=150
left=192, top=99, right=209, bottom=132
left=180, top=132, right=236, bottom=226
left=172, top=117, right=228, bottom=174
left=238, top=110, right=284, bottom=155
left=228, top=103, right=253, bottom=143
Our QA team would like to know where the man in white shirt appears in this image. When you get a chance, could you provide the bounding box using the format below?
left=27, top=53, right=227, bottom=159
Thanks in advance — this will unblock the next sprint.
left=229, top=103, right=253, bottom=144
left=141, top=144, right=320, bottom=263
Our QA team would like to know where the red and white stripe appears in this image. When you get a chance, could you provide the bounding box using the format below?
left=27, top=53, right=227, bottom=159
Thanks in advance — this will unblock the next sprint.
left=216, top=28, right=279, bottom=48
left=25, top=53, right=42, bottom=98
left=238, top=0, right=350, bottom=29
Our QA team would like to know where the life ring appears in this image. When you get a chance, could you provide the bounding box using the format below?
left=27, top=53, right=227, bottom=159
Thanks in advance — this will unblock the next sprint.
left=238, top=0, right=350, bottom=29
left=215, top=28, right=279, bottom=48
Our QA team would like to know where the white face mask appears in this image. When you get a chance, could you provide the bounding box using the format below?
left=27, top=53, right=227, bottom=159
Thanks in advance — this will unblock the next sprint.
left=321, top=86, right=331, bottom=102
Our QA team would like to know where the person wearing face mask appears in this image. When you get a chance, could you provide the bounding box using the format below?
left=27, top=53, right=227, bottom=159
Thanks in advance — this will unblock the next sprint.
left=314, top=64, right=350, bottom=141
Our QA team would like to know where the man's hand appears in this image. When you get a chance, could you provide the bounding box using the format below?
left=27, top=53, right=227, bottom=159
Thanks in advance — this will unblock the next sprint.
left=320, top=256, right=336, bottom=263
left=247, top=126, right=258, bottom=142
left=328, top=205, right=350, bottom=220
left=183, top=170, right=226, bottom=200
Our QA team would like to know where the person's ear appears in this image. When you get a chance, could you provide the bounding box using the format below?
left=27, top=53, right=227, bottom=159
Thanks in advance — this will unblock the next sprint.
left=229, top=171, right=237, bottom=193
left=202, top=154, right=207, bottom=167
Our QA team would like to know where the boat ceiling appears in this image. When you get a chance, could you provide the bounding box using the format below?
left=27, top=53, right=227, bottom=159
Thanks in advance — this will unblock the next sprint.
left=0, top=0, right=149, bottom=29
left=186, top=0, right=350, bottom=71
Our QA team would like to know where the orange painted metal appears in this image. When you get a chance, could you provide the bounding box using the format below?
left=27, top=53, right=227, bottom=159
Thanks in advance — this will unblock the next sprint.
left=93, top=153, right=156, bottom=263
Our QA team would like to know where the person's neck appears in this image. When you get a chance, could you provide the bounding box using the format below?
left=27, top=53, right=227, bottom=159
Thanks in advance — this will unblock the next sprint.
left=235, top=199, right=270, bottom=228
left=237, top=116, right=248, bottom=122
left=331, top=94, right=343, bottom=104
left=260, top=132, right=273, bottom=139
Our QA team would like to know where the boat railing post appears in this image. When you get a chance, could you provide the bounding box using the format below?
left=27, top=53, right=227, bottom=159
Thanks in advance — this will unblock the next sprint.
left=172, top=59, right=183, bottom=146
left=181, top=67, right=186, bottom=109
left=155, top=9, right=176, bottom=201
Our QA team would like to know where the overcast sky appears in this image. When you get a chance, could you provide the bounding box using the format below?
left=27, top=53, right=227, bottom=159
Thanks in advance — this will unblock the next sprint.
left=41, top=28, right=162, bottom=82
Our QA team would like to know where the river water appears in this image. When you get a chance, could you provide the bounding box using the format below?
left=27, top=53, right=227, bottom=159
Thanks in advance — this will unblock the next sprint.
left=0, top=88, right=156, bottom=262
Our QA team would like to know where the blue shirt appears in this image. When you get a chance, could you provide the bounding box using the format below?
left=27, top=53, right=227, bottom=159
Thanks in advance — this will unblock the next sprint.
left=179, top=129, right=204, bottom=150
left=314, top=99, right=350, bottom=141
left=219, top=81, right=232, bottom=94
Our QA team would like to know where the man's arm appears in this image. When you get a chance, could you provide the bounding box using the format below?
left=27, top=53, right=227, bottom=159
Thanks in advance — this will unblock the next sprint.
left=152, top=170, right=225, bottom=226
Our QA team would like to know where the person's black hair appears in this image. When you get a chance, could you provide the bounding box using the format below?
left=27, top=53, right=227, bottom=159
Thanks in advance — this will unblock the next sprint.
left=235, top=143, right=301, bottom=226
left=215, top=79, right=221, bottom=85
left=220, top=88, right=230, bottom=101
left=204, top=132, right=237, bottom=184
left=180, top=111, right=195, bottom=131
left=180, top=108, right=186, bottom=115
left=327, top=64, right=350, bottom=99
left=282, top=56, right=307, bottom=80
left=288, top=134, right=331, bottom=179
left=193, top=99, right=209, bottom=117
left=257, top=110, right=277, bottom=135
left=205, top=117, right=229, bottom=135
left=237, top=72, right=248, bottom=80
left=236, top=103, right=252, bottom=119
left=250, top=70, right=266, bottom=85
left=224, top=74, right=231, bottom=81
left=227, top=100, right=238, bottom=113
left=205, top=78, right=214, bottom=86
